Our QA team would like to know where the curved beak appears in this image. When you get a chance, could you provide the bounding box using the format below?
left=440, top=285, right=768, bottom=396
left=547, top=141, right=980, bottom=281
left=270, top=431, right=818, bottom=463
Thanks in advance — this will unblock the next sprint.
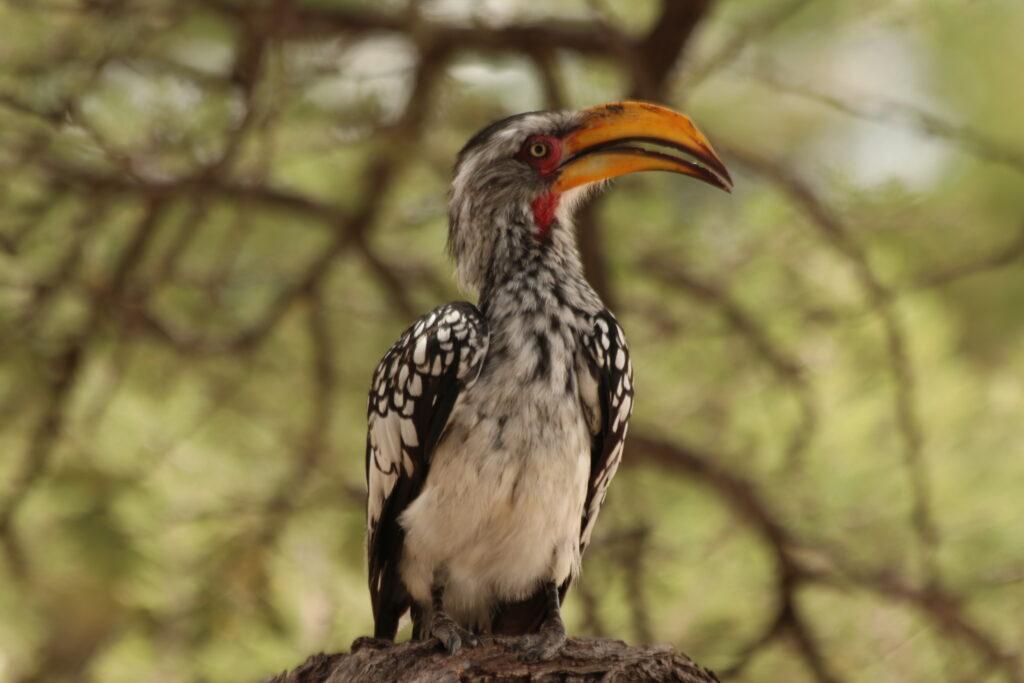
left=553, top=101, right=732, bottom=193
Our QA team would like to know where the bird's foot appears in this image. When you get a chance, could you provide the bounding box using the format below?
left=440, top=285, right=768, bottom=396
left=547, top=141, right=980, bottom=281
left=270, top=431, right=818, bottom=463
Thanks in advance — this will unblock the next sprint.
left=350, top=636, right=391, bottom=652
left=516, top=618, right=566, bottom=662
left=430, top=611, right=479, bottom=656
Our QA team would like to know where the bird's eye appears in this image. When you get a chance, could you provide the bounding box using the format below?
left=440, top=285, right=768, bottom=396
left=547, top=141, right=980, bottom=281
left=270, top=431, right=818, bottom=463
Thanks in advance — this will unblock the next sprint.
left=529, top=141, right=549, bottom=158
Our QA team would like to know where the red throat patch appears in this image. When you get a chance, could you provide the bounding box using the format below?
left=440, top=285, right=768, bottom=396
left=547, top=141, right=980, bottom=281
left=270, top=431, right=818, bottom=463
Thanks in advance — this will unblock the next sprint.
left=531, top=192, right=560, bottom=241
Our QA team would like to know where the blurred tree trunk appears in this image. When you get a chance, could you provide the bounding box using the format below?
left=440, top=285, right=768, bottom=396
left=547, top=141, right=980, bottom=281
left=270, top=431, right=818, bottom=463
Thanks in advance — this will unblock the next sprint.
left=265, top=637, right=719, bottom=683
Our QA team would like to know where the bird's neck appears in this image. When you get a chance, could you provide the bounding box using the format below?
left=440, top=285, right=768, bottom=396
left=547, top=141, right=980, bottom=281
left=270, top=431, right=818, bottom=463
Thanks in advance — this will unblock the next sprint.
left=477, top=212, right=601, bottom=322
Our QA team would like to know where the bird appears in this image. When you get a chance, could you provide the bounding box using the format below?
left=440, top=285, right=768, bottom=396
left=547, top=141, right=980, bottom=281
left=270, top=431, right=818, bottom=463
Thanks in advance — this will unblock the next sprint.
left=363, top=100, right=731, bottom=660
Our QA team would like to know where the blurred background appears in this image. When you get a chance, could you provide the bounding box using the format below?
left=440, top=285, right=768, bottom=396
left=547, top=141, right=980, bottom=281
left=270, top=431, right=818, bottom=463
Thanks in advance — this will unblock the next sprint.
left=1, top=0, right=1023, bottom=681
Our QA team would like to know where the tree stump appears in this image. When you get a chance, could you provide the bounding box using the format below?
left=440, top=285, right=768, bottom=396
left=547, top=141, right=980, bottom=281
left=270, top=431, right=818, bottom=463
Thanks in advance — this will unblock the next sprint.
left=265, top=636, right=720, bottom=682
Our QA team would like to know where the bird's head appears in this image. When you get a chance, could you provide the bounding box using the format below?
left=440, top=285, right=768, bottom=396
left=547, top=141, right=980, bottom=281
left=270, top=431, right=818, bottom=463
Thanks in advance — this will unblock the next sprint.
left=447, top=101, right=732, bottom=294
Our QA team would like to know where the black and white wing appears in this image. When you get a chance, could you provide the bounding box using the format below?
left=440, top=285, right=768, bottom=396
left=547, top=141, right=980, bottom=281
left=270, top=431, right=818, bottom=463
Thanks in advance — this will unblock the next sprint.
left=578, top=310, right=634, bottom=558
left=365, top=302, right=488, bottom=639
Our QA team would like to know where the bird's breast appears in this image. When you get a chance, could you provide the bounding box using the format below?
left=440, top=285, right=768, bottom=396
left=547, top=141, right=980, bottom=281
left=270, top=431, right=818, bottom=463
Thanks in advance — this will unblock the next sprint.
left=396, top=321, right=593, bottom=624
left=398, top=401, right=591, bottom=625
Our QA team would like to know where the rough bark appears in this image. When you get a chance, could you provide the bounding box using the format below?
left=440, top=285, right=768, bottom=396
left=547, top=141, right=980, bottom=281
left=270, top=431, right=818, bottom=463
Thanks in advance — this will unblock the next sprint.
left=265, top=636, right=720, bottom=683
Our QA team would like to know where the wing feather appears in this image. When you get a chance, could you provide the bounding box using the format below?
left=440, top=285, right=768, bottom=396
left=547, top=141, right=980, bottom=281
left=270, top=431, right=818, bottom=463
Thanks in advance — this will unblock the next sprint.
left=365, top=301, right=488, bottom=638
left=578, top=310, right=634, bottom=557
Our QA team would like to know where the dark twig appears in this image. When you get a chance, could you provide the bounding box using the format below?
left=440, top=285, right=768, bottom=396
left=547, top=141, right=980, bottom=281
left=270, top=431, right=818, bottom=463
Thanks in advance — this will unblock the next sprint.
left=721, top=144, right=940, bottom=582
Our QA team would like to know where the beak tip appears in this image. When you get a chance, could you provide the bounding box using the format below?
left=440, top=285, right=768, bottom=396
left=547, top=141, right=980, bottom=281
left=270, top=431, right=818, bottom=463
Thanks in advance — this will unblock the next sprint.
left=565, top=101, right=736, bottom=196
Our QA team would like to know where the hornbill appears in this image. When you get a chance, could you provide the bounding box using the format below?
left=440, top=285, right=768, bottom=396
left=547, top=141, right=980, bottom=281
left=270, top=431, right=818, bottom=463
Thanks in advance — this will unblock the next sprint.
left=364, top=101, right=731, bottom=660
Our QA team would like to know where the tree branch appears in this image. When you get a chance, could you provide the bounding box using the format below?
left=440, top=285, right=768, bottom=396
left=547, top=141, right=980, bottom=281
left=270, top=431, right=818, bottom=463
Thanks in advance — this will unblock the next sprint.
left=266, top=637, right=720, bottom=683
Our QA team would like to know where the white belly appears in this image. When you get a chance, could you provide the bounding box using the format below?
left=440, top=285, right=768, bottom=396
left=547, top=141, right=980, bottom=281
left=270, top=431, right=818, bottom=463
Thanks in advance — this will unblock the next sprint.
left=398, top=400, right=591, bottom=628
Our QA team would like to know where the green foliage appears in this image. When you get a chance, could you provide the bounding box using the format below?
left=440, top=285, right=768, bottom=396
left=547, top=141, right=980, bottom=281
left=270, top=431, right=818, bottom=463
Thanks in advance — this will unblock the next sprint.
left=1, top=1, right=1022, bottom=681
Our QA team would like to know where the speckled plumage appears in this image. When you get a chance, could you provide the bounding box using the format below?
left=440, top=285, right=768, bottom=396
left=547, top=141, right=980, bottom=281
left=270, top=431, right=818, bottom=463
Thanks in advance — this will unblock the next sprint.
left=365, top=111, right=634, bottom=642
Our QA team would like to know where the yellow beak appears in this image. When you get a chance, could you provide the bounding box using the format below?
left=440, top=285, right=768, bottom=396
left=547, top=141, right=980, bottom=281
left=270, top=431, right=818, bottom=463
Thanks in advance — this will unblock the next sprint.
left=553, top=101, right=732, bottom=193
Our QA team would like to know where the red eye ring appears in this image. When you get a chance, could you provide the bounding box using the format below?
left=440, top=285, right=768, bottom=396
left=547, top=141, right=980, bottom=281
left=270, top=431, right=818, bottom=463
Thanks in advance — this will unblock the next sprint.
left=519, top=135, right=561, bottom=175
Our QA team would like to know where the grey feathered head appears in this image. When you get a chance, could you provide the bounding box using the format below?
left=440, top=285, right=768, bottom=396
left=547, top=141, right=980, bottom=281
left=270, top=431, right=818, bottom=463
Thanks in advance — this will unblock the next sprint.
left=447, top=101, right=733, bottom=295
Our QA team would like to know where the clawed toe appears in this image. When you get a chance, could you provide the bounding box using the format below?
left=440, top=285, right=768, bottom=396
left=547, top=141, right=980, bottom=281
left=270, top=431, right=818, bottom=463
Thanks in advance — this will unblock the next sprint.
left=515, top=627, right=565, bottom=662
left=431, top=612, right=478, bottom=656
left=350, top=636, right=391, bottom=652
left=437, top=630, right=461, bottom=655
left=521, top=642, right=562, bottom=662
